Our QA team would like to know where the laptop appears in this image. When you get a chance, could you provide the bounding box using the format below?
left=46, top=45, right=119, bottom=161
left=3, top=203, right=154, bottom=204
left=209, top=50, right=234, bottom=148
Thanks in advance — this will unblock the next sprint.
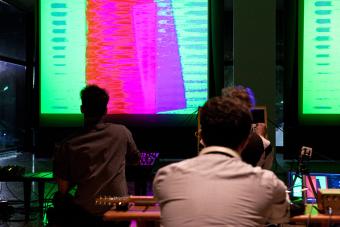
left=288, top=171, right=340, bottom=204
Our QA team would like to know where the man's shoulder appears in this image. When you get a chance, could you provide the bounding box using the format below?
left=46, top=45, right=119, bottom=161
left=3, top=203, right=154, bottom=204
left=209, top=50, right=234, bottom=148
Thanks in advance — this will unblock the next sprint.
left=56, top=129, right=84, bottom=147
left=75, top=123, right=129, bottom=137
left=252, top=167, right=286, bottom=189
left=102, top=123, right=134, bottom=139
left=253, top=167, right=278, bottom=180
left=155, top=157, right=199, bottom=176
left=58, top=123, right=130, bottom=145
left=100, top=122, right=129, bottom=132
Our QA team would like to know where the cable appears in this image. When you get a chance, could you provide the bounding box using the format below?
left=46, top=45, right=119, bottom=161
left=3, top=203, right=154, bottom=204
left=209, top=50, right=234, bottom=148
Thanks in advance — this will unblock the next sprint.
left=44, top=183, right=57, bottom=201
left=43, top=183, right=57, bottom=220
left=311, top=204, right=322, bottom=214
left=38, top=182, right=58, bottom=226
left=6, top=200, right=24, bottom=205
left=327, top=207, right=332, bottom=227
left=311, top=152, right=340, bottom=165
left=5, top=182, right=23, bottom=202
left=306, top=203, right=316, bottom=227
left=179, top=109, right=199, bottom=126
left=267, top=115, right=340, bottom=164
left=267, top=117, right=284, bottom=133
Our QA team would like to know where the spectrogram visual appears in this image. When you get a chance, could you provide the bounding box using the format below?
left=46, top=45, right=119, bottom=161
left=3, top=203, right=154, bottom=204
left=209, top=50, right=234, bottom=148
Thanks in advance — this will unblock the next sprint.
left=301, top=0, right=340, bottom=115
left=40, top=0, right=208, bottom=117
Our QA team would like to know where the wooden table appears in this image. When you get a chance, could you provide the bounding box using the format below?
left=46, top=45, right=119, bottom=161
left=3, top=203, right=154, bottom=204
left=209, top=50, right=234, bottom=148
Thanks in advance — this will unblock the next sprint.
left=104, top=203, right=340, bottom=227
left=103, top=205, right=160, bottom=227
left=291, top=214, right=340, bottom=226
left=290, top=204, right=340, bottom=226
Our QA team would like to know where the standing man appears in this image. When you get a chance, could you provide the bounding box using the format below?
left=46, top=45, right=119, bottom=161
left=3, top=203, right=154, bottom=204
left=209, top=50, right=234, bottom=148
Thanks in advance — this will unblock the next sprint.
left=222, top=85, right=273, bottom=169
left=53, top=85, right=140, bottom=226
left=153, top=96, right=289, bottom=226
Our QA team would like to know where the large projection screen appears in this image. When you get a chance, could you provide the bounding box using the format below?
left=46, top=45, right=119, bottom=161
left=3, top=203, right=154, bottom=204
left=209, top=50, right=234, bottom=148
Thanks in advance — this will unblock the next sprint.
left=299, top=0, right=340, bottom=124
left=40, top=0, right=208, bottom=126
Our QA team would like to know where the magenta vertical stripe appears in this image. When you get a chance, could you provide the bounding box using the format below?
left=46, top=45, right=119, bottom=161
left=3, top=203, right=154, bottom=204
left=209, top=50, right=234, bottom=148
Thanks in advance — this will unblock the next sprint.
left=156, top=0, right=186, bottom=112
left=132, top=3, right=157, bottom=113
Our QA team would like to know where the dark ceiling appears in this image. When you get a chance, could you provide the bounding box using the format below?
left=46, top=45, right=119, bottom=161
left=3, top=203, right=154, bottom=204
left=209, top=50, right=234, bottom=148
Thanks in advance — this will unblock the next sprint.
left=2, top=0, right=35, bottom=12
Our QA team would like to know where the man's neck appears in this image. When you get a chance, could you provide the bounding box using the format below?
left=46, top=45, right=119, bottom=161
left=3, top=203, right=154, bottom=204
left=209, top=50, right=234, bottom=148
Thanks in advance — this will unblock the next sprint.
left=83, top=116, right=103, bottom=128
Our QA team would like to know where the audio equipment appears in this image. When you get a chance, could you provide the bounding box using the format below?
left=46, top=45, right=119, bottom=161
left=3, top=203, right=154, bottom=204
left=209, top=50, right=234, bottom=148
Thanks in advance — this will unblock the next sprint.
left=0, top=165, right=25, bottom=178
left=95, top=195, right=157, bottom=207
left=317, top=189, right=340, bottom=215
left=139, top=152, right=159, bottom=166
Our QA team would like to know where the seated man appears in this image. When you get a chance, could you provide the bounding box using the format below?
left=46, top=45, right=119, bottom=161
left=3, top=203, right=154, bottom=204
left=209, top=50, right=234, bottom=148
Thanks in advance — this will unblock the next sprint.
left=52, top=85, right=140, bottom=226
left=222, top=85, right=273, bottom=169
left=153, top=96, right=289, bottom=226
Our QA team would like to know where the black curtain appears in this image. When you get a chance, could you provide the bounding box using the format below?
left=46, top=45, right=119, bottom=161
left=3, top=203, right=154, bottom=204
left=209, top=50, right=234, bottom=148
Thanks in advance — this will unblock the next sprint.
left=209, top=0, right=224, bottom=98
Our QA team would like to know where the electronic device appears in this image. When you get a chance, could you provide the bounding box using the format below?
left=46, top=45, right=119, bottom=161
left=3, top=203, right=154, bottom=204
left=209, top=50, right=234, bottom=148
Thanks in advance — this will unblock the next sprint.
left=317, top=189, right=340, bottom=215
left=288, top=172, right=340, bottom=204
left=95, top=195, right=157, bottom=207
left=139, top=152, right=159, bottom=167
left=0, top=165, right=25, bottom=178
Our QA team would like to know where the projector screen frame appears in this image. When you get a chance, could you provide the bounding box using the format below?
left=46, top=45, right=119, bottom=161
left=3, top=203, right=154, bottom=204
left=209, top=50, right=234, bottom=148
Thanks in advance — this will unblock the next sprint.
left=297, top=0, right=340, bottom=125
left=38, top=0, right=213, bottom=128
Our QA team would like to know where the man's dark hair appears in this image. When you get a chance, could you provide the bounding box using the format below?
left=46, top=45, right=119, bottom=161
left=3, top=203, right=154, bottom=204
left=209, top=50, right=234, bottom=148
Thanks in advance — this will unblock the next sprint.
left=200, top=96, right=252, bottom=150
left=80, top=85, right=109, bottom=117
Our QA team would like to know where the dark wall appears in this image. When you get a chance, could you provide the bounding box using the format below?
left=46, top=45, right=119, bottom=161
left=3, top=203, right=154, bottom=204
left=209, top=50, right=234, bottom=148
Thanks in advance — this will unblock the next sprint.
left=36, top=116, right=199, bottom=158
left=0, top=2, right=26, bottom=61
left=233, top=0, right=276, bottom=145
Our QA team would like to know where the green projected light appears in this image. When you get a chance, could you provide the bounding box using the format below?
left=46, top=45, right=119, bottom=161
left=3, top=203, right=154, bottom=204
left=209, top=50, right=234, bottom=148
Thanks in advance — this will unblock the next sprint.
left=300, top=0, right=340, bottom=123
left=40, top=1, right=86, bottom=115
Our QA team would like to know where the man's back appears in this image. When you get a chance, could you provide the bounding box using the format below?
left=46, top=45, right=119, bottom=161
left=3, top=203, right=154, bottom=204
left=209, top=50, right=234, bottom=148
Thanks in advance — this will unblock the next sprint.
left=153, top=147, right=289, bottom=227
left=54, top=122, right=139, bottom=215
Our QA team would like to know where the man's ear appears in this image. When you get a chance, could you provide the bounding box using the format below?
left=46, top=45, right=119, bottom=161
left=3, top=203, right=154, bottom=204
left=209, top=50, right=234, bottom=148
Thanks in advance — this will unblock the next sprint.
left=80, top=105, right=84, bottom=114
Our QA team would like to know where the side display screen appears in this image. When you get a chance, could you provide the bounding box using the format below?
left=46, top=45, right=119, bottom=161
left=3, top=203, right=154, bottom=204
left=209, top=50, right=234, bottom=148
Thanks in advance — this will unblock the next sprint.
left=300, top=0, right=340, bottom=123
